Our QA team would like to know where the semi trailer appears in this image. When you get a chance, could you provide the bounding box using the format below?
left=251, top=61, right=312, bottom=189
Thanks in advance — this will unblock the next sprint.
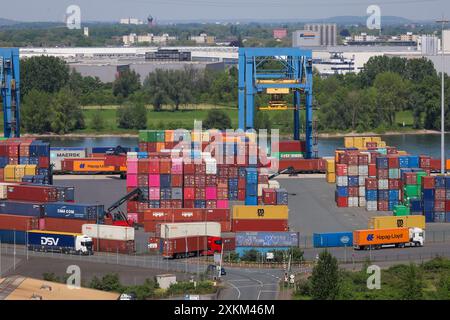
left=27, top=230, right=94, bottom=255
left=353, top=227, right=424, bottom=250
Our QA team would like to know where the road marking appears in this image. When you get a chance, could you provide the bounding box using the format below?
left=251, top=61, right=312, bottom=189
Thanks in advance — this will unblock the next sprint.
left=226, top=281, right=241, bottom=300
left=257, top=290, right=278, bottom=300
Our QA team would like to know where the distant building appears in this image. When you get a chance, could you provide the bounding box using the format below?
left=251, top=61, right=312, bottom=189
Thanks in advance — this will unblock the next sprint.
left=273, top=28, right=288, bottom=39
left=120, top=18, right=144, bottom=25
left=145, top=49, right=191, bottom=61
left=189, top=33, right=216, bottom=44
left=304, top=23, right=337, bottom=46
left=292, top=30, right=321, bottom=47
left=400, top=32, right=417, bottom=42
left=83, top=27, right=89, bottom=37
left=122, top=33, right=177, bottom=45
left=443, top=29, right=450, bottom=53
left=418, top=35, right=440, bottom=55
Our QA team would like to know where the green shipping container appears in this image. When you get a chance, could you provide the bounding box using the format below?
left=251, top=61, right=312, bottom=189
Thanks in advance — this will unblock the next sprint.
left=139, top=130, right=149, bottom=142
left=156, top=130, right=165, bottom=142
left=393, top=204, right=410, bottom=216
left=272, top=152, right=305, bottom=159
left=404, top=185, right=420, bottom=198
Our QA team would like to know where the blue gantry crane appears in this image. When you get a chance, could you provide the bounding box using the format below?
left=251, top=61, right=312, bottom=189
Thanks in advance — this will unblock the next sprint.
left=0, top=48, right=20, bottom=138
left=238, top=48, right=313, bottom=159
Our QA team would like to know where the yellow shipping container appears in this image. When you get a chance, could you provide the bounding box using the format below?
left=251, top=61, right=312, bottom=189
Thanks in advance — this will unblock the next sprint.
left=368, top=215, right=426, bottom=230
left=372, top=136, right=382, bottom=144
left=4, top=165, right=15, bottom=182
left=232, top=205, right=289, bottom=220
left=353, top=137, right=364, bottom=149
left=192, top=132, right=202, bottom=142
left=344, top=137, right=354, bottom=148
left=326, top=172, right=336, bottom=183
left=335, top=150, right=344, bottom=162
left=24, top=165, right=37, bottom=176
left=326, top=159, right=335, bottom=173
left=362, top=137, right=372, bottom=147
left=164, top=130, right=174, bottom=142
left=14, top=165, right=26, bottom=181
left=398, top=150, right=408, bottom=155
left=156, top=142, right=165, bottom=152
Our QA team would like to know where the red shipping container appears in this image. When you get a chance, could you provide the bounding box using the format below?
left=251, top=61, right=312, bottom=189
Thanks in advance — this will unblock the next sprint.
left=262, top=188, right=277, bottom=205
left=420, top=155, right=431, bottom=168
left=430, top=158, right=441, bottom=172
left=8, top=143, right=19, bottom=157
left=183, top=200, right=195, bottom=208
left=422, top=176, right=435, bottom=189
left=365, top=178, right=378, bottom=190
left=137, top=159, right=149, bottom=174
left=148, top=158, right=160, bottom=174
left=435, top=200, right=445, bottom=211
left=184, top=175, right=195, bottom=187
left=195, top=163, right=206, bottom=174
left=0, top=144, right=8, bottom=156
left=183, top=163, right=195, bottom=174
left=366, top=142, right=377, bottom=148
left=403, top=172, right=417, bottom=185
left=232, top=219, right=288, bottom=232
left=388, top=179, right=400, bottom=190
left=136, top=201, right=149, bottom=212
left=159, top=159, right=171, bottom=174
left=347, top=154, right=358, bottom=166
left=194, top=175, right=206, bottom=187
left=0, top=214, right=39, bottom=231
left=160, top=200, right=172, bottom=208
left=386, top=147, right=398, bottom=155
left=203, top=208, right=230, bottom=221
left=137, top=174, right=148, bottom=186
left=238, top=189, right=245, bottom=201
left=219, top=221, right=232, bottom=232
left=0, top=168, right=4, bottom=181
left=446, top=200, right=450, bottom=212
left=194, top=188, right=206, bottom=199
left=206, top=175, right=217, bottom=186
left=337, top=153, right=348, bottom=164
left=171, top=174, right=183, bottom=187
left=258, top=174, right=269, bottom=184
left=173, top=208, right=204, bottom=221
left=377, top=200, right=389, bottom=211
left=44, top=218, right=95, bottom=233
left=127, top=201, right=138, bottom=213
left=377, top=169, right=388, bottom=179
left=206, top=200, right=217, bottom=209
left=217, top=188, right=228, bottom=200
left=7, top=185, right=57, bottom=202
left=368, top=164, right=377, bottom=177
left=358, top=154, right=369, bottom=165
left=218, top=165, right=229, bottom=177
left=348, top=187, right=359, bottom=197
left=143, top=208, right=172, bottom=221
left=217, top=178, right=228, bottom=188
left=279, top=141, right=302, bottom=152
left=184, top=187, right=195, bottom=200
left=228, top=166, right=238, bottom=178
left=336, top=196, right=348, bottom=207
left=222, top=236, right=236, bottom=251
left=92, top=239, right=135, bottom=254
left=104, top=155, right=127, bottom=168
left=237, top=178, right=246, bottom=189
left=171, top=200, right=183, bottom=209
left=435, top=189, right=446, bottom=201
left=388, top=156, right=399, bottom=168
left=336, top=164, right=348, bottom=176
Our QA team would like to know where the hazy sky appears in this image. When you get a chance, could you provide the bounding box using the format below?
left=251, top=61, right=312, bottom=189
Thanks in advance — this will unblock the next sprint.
left=1, top=0, right=448, bottom=22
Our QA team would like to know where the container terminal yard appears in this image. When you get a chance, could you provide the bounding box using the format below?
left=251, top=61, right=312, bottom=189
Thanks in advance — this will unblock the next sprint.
left=2, top=42, right=450, bottom=305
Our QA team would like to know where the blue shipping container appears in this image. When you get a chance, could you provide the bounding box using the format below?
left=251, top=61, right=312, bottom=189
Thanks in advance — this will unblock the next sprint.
left=348, top=176, right=359, bottom=187
left=160, top=174, right=171, bottom=188
left=194, top=200, right=206, bottom=208
left=422, top=189, right=434, bottom=200
left=0, top=201, right=44, bottom=217
left=43, top=203, right=104, bottom=220
left=0, top=229, right=26, bottom=245
left=425, top=211, right=434, bottom=223
left=365, top=190, right=377, bottom=201
left=246, top=183, right=257, bottom=196
left=245, top=168, right=258, bottom=183
left=435, top=176, right=446, bottom=188
left=398, top=156, right=409, bottom=168
left=245, top=196, right=258, bottom=206
left=27, top=231, right=76, bottom=249
left=445, top=176, right=450, bottom=189
left=276, top=189, right=288, bottom=205
left=434, top=212, right=445, bottom=223
left=410, top=198, right=423, bottom=212
left=313, top=232, right=353, bottom=248
left=423, top=200, right=434, bottom=211
left=235, top=246, right=290, bottom=257
left=376, top=157, right=388, bottom=169
left=336, top=186, right=348, bottom=198
left=235, top=232, right=299, bottom=247
left=408, top=156, right=419, bottom=168
left=378, top=190, right=389, bottom=201
left=388, top=190, right=399, bottom=201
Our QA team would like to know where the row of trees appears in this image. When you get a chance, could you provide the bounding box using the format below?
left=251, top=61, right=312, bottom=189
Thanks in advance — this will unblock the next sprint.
left=316, top=55, right=450, bottom=132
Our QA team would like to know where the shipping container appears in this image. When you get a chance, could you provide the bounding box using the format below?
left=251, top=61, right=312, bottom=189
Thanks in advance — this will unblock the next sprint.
left=157, top=222, right=221, bottom=239
left=6, top=185, right=57, bottom=202
left=0, top=214, right=39, bottom=231
left=235, top=231, right=298, bottom=247
left=82, top=224, right=135, bottom=241
left=92, top=238, right=135, bottom=254
left=27, top=230, right=93, bottom=255
left=234, top=246, right=290, bottom=257
left=368, top=215, right=426, bottom=229
left=353, top=228, right=409, bottom=247
left=0, top=201, right=44, bottom=217
left=160, top=235, right=222, bottom=258
left=232, top=205, right=288, bottom=220
left=0, top=229, right=26, bottom=244
left=43, top=218, right=96, bottom=233
left=232, top=219, right=288, bottom=232
left=43, top=203, right=104, bottom=220
left=313, top=232, right=353, bottom=248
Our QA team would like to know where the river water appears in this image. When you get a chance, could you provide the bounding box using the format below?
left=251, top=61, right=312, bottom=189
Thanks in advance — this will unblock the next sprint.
left=40, top=134, right=450, bottom=158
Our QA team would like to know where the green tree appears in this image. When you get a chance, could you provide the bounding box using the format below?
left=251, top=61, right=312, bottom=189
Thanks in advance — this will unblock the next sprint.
left=21, top=56, right=70, bottom=96
left=310, top=250, right=340, bottom=300
left=116, top=102, right=147, bottom=130
left=398, top=263, right=424, bottom=300
left=51, top=88, right=85, bottom=134
left=254, top=111, right=272, bottom=130
left=91, top=109, right=105, bottom=131
left=434, top=273, right=450, bottom=299
left=203, top=109, right=232, bottom=130
left=112, top=69, right=141, bottom=99
left=89, top=273, right=124, bottom=292
left=21, top=89, right=54, bottom=134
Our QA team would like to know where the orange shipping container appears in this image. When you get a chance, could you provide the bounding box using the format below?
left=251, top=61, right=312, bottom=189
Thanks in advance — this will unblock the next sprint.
left=353, top=228, right=409, bottom=247
left=72, top=159, right=115, bottom=172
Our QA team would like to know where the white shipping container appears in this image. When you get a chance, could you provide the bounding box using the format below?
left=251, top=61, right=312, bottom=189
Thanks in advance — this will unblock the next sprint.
left=359, top=186, right=366, bottom=197
left=336, top=176, right=348, bottom=187
left=158, top=222, right=221, bottom=239
left=348, top=197, right=359, bottom=207
left=378, top=179, right=389, bottom=190
left=361, top=151, right=371, bottom=163
left=258, top=184, right=269, bottom=196
left=359, top=197, right=366, bottom=207
left=205, top=158, right=217, bottom=174
left=127, top=152, right=138, bottom=159
left=347, top=165, right=358, bottom=176
left=366, top=201, right=378, bottom=211
left=358, top=176, right=367, bottom=186
left=358, top=165, right=368, bottom=176
left=82, top=224, right=135, bottom=241
left=50, top=149, right=87, bottom=171
left=0, top=182, right=16, bottom=199
left=268, top=180, right=280, bottom=189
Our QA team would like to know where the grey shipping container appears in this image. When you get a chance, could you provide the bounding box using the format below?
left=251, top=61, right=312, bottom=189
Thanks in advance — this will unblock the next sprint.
left=235, top=232, right=299, bottom=247
left=276, top=189, right=288, bottom=205
left=0, top=201, right=44, bottom=217
left=171, top=188, right=183, bottom=200
left=43, top=202, right=104, bottom=220
left=50, top=148, right=87, bottom=171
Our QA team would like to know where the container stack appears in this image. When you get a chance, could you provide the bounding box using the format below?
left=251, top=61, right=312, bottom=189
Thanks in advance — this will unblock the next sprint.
left=231, top=205, right=289, bottom=232
left=325, top=157, right=335, bottom=183
left=82, top=224, right=135, bottom=254
left=234, top=231, right=299, bottom=257
left=419, top=175, right=450, bottom=223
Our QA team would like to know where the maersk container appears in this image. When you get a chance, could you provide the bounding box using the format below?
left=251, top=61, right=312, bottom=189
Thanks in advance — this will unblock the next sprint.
left=50, top=147, right=87, bottom=171
left=235, top=246, right=290, bottom=257
left=43, top=203, right=104, bottom=220
left=0, top=201, right=44, bottom=217
left=157, top=222, right=221, bottom=239
left=0, top=229, right=27, bottom=244
left=235, top=232, right=299, bottom=247
left=313, top=232, right=353, bottom=248
left=82, top=224, right=135, bottom=241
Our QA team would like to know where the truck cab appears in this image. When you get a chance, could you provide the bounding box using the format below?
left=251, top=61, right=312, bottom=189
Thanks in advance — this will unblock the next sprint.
left=76, top=235, right=94, bottom=255
left=409, top=227, right=425, bottom=247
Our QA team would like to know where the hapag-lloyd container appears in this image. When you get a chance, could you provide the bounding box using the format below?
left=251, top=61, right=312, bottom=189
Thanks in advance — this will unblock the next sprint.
left=43, top=203, right=104, bottom=220
left=235, top=232, right=299, bottom=247
left=82, top=224, right=135, bottom=241
left=0, top=201, right=44, bottom=217
left=157, top=222, right=221, bottom=239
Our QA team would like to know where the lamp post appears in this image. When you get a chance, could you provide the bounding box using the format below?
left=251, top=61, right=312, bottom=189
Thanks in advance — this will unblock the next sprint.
left=436, top=17, right=449, bottom=174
